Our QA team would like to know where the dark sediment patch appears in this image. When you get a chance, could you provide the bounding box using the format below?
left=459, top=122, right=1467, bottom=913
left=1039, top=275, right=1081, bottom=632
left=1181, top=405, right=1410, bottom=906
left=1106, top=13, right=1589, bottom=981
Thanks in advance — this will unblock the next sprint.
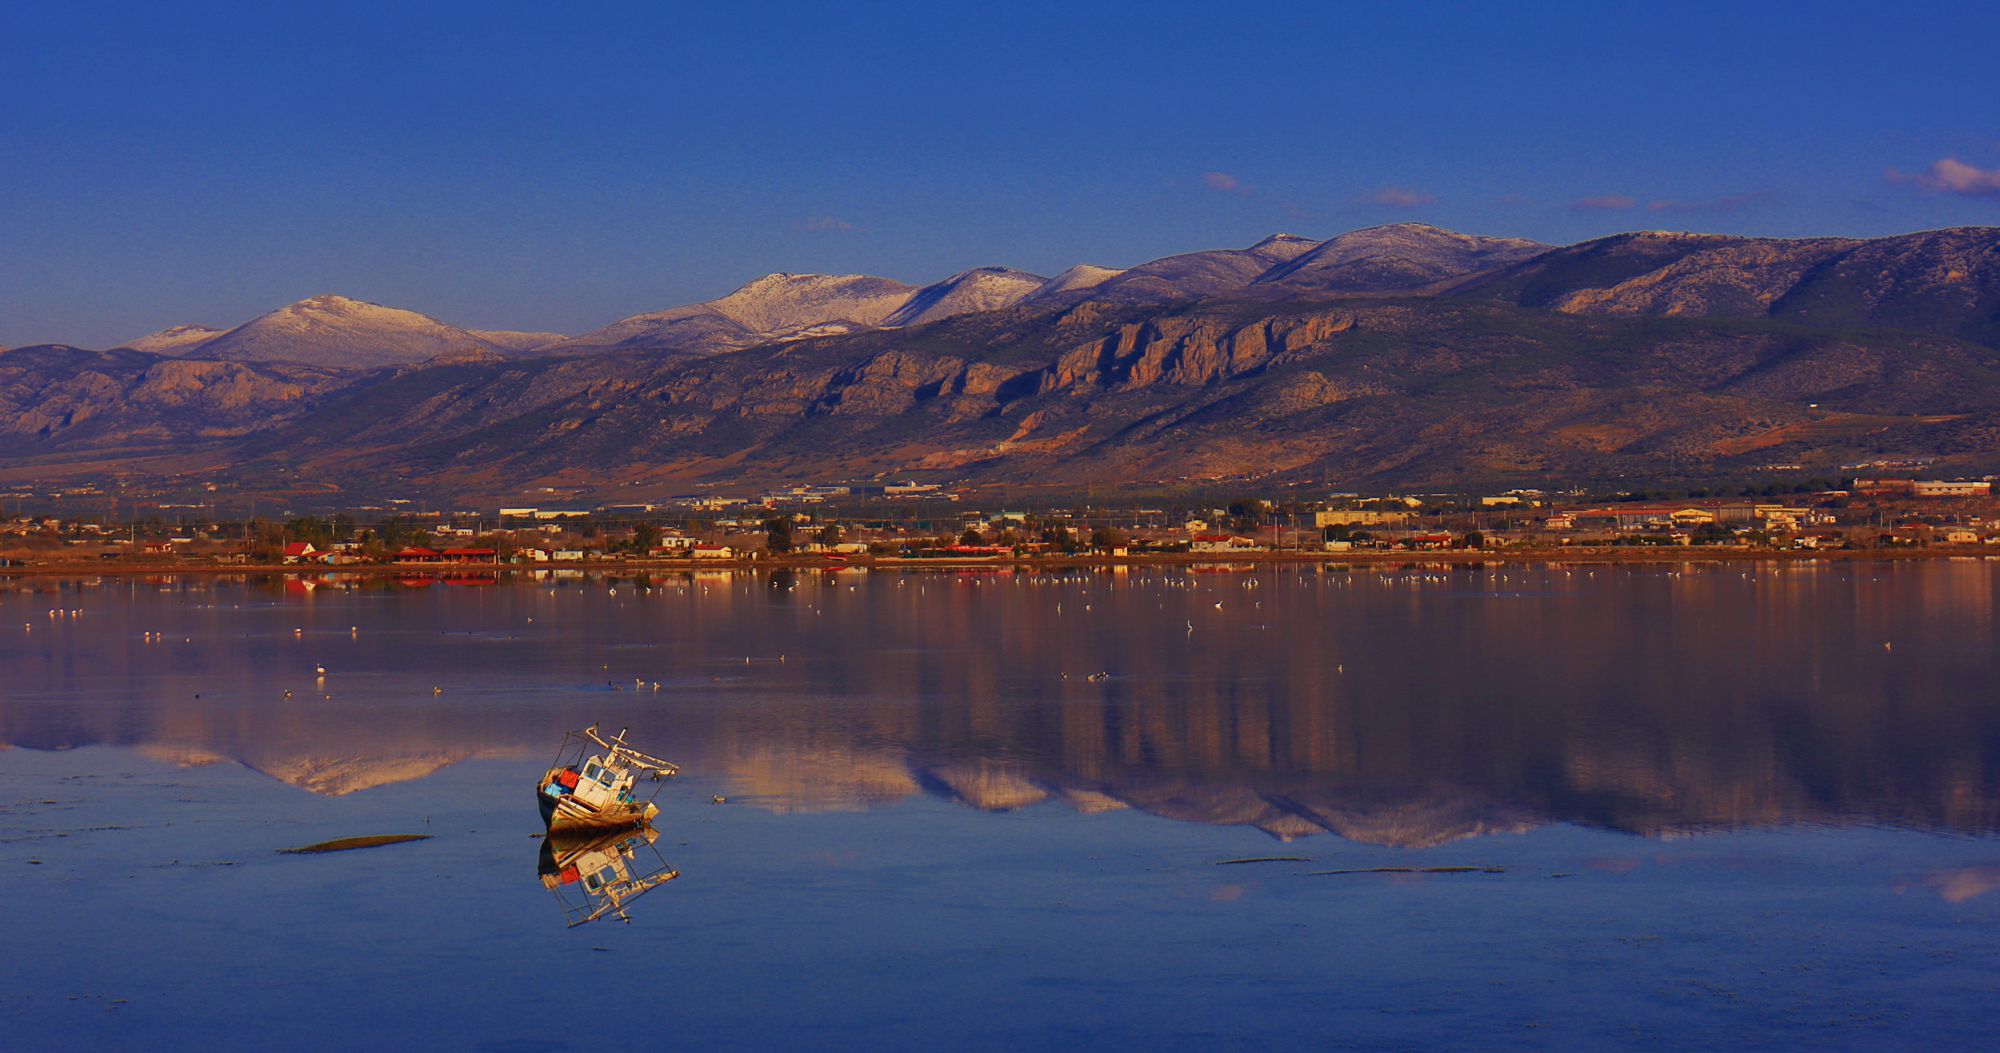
left=1306, top=865, right=1506, bottom=876
left=1215, top=856, right=1311, bottom=865
left=280, top=834, right=432, bottom=854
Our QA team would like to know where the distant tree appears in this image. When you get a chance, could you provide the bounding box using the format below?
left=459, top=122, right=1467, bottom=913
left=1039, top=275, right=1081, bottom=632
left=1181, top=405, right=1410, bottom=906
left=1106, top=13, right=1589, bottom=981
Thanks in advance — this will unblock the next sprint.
left=763, top=516, right=794, bottom=553
left=960, top=528, right=985, bottom=546
left=1323, top=523, right=1352, bottom=542
left=285, top=516, right=333, bottom=545
left=816, top=523, right=843, bottom=545
left=371, top=516, right=418, bottom=550
left=1227, top=498, right=1269, bottom=528
left=1089, top=526, right=1127, bottom=551
left=633, top=522, right=663, bottom=553
left=1461, top=530, right=1485, bottom=549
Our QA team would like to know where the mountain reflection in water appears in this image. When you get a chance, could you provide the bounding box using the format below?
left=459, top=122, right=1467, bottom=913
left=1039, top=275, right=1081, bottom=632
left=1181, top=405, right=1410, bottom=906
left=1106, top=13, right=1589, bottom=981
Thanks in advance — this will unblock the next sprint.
left=3, top=563, right=1998, bottom=847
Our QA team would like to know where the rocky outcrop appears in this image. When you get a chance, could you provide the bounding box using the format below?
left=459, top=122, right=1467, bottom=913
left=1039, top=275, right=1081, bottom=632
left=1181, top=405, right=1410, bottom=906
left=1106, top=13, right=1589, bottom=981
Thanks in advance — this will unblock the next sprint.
left=1039, top=310, right=1356, bottom=392
left=809, top=350, right=966, bottom=416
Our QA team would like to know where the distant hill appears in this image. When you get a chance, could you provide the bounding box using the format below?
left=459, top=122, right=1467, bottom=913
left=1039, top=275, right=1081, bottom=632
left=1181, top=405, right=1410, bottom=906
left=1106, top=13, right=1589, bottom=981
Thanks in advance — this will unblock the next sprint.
left=1081, top=233, right=1321, bottom=304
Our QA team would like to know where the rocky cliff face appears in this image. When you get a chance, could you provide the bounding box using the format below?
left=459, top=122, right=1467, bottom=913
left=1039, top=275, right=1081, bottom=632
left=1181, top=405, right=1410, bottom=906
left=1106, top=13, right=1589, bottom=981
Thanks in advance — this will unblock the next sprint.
left=1037, top=310, right=1357, bottom=393
left=0, top=344, right=343, bottom=452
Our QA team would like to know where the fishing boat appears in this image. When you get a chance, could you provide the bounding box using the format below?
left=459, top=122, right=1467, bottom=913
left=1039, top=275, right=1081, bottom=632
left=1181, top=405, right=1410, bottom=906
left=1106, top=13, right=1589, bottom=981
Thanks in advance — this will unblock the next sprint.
left=537, top=725, right=678, bottom=832
left=538, top=825, right=680, bottom=927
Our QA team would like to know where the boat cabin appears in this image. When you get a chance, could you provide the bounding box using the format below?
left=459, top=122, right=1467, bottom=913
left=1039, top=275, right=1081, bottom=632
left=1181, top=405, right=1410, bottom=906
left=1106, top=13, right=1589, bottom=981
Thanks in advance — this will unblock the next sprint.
left=537, top=725, right=678, bottom=833
left=546, top=753, right=639, bottom=810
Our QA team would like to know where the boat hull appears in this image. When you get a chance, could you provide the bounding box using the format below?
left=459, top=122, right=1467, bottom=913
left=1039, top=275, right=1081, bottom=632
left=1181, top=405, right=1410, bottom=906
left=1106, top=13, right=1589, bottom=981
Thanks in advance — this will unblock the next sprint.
left=538, top=788, right=659, bottom=832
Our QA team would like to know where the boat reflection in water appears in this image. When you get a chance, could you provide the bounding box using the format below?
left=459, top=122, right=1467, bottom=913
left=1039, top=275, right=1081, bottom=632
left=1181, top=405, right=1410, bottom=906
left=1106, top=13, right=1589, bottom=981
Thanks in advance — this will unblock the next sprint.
left=537, top=825, right=680, bottom=927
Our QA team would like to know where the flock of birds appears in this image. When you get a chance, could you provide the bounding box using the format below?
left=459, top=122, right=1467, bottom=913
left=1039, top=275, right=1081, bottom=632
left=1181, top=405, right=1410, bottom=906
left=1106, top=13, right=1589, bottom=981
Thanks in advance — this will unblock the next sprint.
left=4, top=562, right=1915, bottom=705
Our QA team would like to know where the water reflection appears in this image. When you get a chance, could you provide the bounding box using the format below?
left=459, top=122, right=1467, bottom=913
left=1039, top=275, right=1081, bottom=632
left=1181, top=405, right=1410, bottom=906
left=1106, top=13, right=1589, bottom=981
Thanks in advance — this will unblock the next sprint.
left=537, top=826, right=680, bottom=926
left=4, top=564, right=2000, bottom=846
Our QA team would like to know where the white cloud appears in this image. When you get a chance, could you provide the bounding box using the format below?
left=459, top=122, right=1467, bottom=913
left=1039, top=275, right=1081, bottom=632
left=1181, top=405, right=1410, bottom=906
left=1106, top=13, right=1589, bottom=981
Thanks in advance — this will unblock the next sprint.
left=1646, top=192, right=1770, bottom=214
left=1202, top=171, right=1249, bottom=194
left=1569, top=195, right=1638, bottom=211
left=1887, top=157, right=2000, bottom=199
left=1368, top=185, right=1436, bottom=208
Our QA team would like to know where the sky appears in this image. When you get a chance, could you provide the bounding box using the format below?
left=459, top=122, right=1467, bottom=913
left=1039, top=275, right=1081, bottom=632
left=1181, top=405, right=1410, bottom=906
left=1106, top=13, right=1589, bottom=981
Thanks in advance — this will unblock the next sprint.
left=3, top=0, right=1998, bottom=348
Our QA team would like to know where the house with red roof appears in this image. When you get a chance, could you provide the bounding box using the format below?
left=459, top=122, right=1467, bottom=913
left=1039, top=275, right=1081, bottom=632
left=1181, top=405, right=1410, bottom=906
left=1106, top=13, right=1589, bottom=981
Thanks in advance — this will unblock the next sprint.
left=1189, top=534, right=1260, bottom=553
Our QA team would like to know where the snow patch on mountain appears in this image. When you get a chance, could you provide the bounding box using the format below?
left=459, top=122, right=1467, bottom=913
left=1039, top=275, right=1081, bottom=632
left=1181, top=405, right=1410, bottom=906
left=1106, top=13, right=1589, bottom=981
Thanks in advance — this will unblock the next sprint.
left=549, top=274, right=918, bottom=356
left=1022, top=264, right=1125, bottom=304
left=1255, top=224, right=1547, bottom=291
left=883, top=267, right=1048, bottom=327
left=707, top=273, right=916, bottom=333
left=124, top=324, right=228, bottom=355
left=1246, top=233, right=1323, bottom=262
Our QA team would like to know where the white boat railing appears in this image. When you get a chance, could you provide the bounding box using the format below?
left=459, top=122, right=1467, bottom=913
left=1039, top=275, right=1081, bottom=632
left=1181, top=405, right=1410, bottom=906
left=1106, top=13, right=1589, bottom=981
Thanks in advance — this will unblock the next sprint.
left=581, top=724, right=680, bottom=778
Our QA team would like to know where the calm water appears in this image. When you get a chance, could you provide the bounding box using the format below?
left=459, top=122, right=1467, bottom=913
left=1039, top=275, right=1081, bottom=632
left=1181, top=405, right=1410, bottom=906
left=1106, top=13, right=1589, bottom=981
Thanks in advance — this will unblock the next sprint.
left=3, top=563, right=1999, bottom=1051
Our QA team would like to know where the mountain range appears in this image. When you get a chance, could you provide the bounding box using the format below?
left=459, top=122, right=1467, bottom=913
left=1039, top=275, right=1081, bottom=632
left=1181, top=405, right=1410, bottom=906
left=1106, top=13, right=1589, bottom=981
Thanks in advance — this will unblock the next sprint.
left=4, top=222, right=1999, bottom=501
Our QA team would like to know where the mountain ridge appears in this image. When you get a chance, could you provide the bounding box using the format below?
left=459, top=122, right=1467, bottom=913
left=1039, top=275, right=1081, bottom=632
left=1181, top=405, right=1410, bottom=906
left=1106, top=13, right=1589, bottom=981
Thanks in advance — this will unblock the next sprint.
left=8, top=223, right=2000, bottom=499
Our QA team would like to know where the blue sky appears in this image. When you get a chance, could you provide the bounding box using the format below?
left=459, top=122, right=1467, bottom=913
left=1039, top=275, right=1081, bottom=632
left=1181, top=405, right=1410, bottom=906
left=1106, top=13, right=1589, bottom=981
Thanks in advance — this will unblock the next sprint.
left=3, top=0, right=1998, bottom=348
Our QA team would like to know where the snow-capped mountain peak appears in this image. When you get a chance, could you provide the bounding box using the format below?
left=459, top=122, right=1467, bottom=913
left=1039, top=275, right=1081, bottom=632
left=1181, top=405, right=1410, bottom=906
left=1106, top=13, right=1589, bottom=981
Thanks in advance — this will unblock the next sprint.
left=188, top=294, right=507, bottom=369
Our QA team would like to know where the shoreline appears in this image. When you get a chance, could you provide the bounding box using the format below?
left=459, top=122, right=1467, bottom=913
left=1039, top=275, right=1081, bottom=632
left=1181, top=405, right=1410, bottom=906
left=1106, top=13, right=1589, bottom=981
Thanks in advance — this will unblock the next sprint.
left=1, top=546, right=1990, bottom=577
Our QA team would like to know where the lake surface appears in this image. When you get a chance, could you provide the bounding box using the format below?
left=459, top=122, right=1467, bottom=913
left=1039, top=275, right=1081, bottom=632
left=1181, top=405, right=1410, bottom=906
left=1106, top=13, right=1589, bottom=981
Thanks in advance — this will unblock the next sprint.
left=3, top=562, right=1999, bottom=1050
